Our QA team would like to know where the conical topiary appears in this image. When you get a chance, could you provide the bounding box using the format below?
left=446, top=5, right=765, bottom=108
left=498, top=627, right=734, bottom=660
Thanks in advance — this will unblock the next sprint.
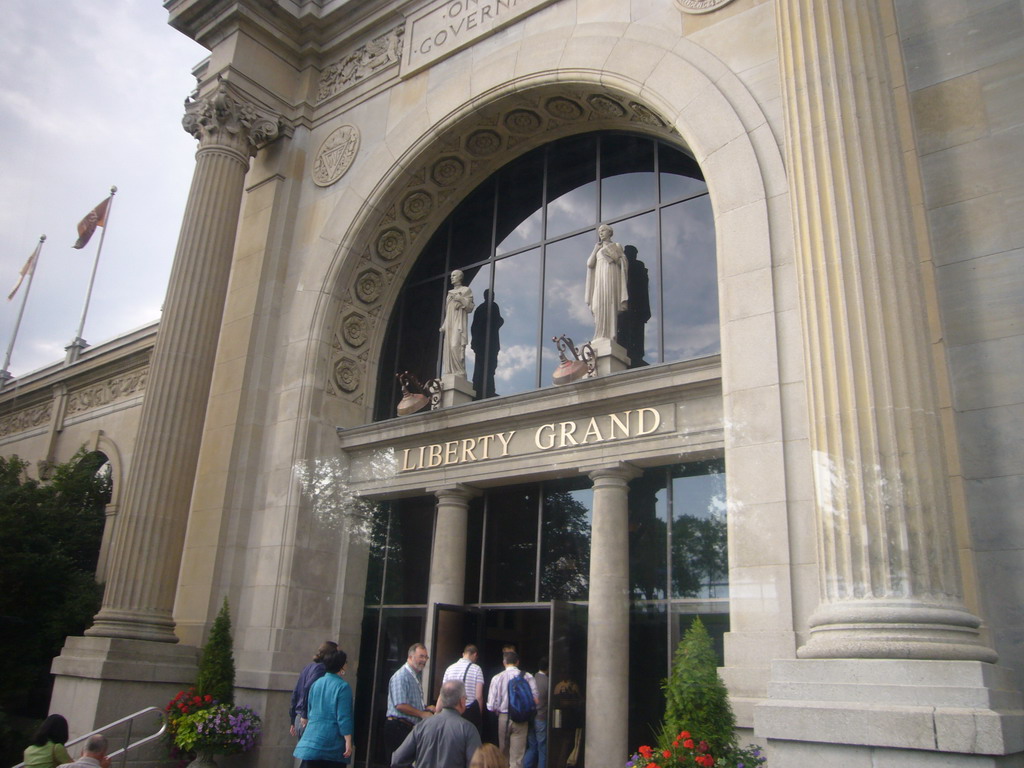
left=661, top=617, right=736, bottom=756
left=196, top=597, right=235, bottom=705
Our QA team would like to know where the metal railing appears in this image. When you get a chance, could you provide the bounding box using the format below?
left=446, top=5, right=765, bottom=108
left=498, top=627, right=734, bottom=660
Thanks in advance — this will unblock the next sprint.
left=14, top=707, right=166, bottom=768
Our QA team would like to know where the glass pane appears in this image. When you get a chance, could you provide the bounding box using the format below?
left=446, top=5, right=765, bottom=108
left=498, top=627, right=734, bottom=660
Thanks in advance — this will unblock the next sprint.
left=451, top=180, right=496, bottom=271
left=492, top=248, right=541, bottom=396
left=661, top=196, right=719, bottom=361
left=482, top=485, right=539, bottom=603
left=497, top=146, right=544, bottom=255
left=546, top=134, right=598, bottom=239
left=540, top=478, right=592, bottom=600
left=671, top=460, right=727, bottom=599
left=464, top=496, right=485, bottom=603
left=393, top=277, right=445, bottom=384
left=659, top=144, right=707, bottom=203
left=408, top=224, right=449, bottom=285
left=602, top=213, right=659, bottom=367
left=628, top=603, right=668, bottom=751
left=628, top=468, right=669, bottom=600
left=463, top=263, right=491, bottom=397
left=364, top=504, right=391, bottom=605
left=601, top=135, right=656, bottom=221
left=382, top=497, right=435, bottom=605
left=541, top=231, right=595, bottom=385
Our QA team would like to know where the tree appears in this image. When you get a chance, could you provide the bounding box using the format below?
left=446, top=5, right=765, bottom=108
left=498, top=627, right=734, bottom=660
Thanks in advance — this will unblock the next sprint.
left=196, top=598, right=235, bottom=705
left=0, top=451, right=109, bottom=765
left=661, top=617, right=736, bottom=756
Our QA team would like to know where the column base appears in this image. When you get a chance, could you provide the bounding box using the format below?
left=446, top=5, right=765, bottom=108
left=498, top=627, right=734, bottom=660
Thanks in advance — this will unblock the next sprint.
left=86, top=607, right=181, bottom=643
left=50, top=636, right=199, bottom=754
left=440, top=373, right=475, bottom=406
left=800, top=601, right=998, bottom=663
left=755, top=659, right=1024, bottom=763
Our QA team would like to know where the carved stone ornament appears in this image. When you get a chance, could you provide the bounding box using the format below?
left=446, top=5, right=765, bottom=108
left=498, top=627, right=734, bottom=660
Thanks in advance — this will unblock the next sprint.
left=0, top=402, right=52, bottom=437
left=313, top=125, right=360, bottom=187
left=182, top=78, right=282, bottom=156
left=674, top=0, right=737, bottom=13
left=341, top=312, right=369, bottom=347
left=355, top=268, right=384, bottom=303
left=318, top=24, right=405, bottom=103
left=66, top=368, right=148, bottom=415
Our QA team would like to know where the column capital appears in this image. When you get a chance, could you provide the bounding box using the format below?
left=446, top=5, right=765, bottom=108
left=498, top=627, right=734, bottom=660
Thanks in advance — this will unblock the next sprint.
left=429, top=483, right=481, bottom=502
left=182, top=78, right=283, bottom=159
left=587, top=462, right=641, bottom=485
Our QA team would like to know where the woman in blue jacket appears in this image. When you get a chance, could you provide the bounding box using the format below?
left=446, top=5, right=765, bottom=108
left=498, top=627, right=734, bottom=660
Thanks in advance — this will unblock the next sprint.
left=294, top=649, right=354, bottom=768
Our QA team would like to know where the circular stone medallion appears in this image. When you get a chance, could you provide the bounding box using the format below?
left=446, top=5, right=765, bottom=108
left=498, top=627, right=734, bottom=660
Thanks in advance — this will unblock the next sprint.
left=312, top=125, right=360, bottom=187
left=675, top=0, right=737, bottom=13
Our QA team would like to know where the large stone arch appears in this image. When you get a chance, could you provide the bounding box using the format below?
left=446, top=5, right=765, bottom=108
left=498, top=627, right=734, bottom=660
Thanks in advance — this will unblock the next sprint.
left=296, top=19, right=796, bottom=717
left=308, top=24, right=786, bottom=430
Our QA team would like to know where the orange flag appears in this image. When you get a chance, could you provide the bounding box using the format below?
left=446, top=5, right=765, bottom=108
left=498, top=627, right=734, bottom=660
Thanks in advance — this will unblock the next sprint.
left=73, top=195, right=111, bottom=249
left=8, top=240, right=41, bottom=300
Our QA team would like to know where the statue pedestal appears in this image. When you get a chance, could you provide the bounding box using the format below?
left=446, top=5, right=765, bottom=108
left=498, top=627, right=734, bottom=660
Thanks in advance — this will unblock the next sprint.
left=440, top=374, right=475, bottom=407
left=590, top=337, right=628, bottom=376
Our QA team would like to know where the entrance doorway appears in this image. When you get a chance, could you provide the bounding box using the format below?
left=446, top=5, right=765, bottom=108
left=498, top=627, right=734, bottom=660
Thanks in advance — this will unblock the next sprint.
left=428, top=602, right=588, bottom=768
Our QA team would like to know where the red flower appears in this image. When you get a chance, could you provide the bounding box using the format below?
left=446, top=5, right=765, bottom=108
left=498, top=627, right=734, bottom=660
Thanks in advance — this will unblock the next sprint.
left=672, top=741, right=680, bottom=747
left=698, top=741, right=709, bottom=753
left=204, top=694, right=213, bottom=702
left=680, top=731, right=691, bottom=739
left=662, top=750, right=671, bottom=759
left=639, top=746, right=654, bottom=759
left=683, top=739, right=695, bottom=750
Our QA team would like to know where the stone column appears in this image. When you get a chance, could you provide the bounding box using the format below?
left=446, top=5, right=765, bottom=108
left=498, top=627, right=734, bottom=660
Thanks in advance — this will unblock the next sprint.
left=775, top=0, right=994, bottom=663
left=86, top=80, right=281, bottom=642
left=585, top=463, right=639, bottom=765
left=424, top=486, right=475, bottom=695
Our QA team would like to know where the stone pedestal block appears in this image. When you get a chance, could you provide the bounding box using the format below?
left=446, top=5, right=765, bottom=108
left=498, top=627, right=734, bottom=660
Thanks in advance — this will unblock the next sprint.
left=756, top=659, right=1024, bottom=764
left=440, top=373, right=475, bottom=406
left=50, top=636, right=199, bottom=746
left=590, top=337, right=628, bottom=376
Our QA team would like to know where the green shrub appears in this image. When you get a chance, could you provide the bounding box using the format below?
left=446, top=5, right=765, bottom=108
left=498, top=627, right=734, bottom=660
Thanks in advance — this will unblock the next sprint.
left=661, top=617, right=736, bottom=756
left=196, top=598, right=235, bottom=706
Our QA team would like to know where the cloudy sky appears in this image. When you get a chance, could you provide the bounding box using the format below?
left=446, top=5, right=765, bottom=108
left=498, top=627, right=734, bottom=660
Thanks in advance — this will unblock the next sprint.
left=0, top=1, right=207, bottom=378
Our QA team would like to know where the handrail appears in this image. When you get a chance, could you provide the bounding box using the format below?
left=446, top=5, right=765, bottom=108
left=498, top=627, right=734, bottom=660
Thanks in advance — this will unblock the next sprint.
left=13, top=707, right=166, bottom=768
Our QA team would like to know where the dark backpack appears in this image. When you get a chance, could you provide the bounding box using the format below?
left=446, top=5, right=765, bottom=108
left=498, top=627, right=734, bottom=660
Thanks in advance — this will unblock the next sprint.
left=507, top=671, right=536, bottom=723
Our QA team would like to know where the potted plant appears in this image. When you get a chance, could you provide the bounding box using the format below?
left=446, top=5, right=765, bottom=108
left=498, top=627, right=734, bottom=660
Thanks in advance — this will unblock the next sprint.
left=165, top=599, right=261, bottom=766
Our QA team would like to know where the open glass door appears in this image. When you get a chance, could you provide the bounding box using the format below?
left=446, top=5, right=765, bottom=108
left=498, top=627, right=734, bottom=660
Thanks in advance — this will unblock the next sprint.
left=429, top=603, right=483, bottom=703
left=549, top=600, right=587, bottom=768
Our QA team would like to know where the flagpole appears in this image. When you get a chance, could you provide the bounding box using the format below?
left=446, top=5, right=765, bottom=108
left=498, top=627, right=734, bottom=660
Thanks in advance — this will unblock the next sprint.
left=1, top=235, right=46, bottom=386
left=67, top=185, right=117, bottom=364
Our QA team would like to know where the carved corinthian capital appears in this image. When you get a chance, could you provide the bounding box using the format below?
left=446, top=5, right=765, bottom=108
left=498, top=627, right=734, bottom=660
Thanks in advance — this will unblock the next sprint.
left=182, top=78, right=282, bottom=157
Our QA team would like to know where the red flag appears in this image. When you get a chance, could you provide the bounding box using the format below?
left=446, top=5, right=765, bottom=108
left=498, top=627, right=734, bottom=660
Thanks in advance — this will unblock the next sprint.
left=73, top=196, right=111, bottom=249
left=8, top=241, right=42, bottom=300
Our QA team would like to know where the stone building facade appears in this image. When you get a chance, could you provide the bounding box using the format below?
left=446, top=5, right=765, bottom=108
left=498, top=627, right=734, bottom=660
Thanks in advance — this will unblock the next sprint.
left=9, top=1, right=1021, bottom=766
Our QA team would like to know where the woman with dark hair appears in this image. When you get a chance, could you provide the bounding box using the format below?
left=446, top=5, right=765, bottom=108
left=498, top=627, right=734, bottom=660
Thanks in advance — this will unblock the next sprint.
left=290, top=640, right=338, bottom=738
left=23, top=714, right=72, bottom=768
left=294, top=649, right=354, bottom=768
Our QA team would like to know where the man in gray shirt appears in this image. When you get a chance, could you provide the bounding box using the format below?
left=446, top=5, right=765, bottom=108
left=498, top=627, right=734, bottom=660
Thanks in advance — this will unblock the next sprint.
left=391, top=680, right=482, bottom=768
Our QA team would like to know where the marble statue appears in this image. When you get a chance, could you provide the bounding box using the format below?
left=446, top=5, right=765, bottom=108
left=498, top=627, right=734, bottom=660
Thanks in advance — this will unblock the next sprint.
left=440, top=269, right=474, bottom=377
left=585, top=224, right=629, bottom=341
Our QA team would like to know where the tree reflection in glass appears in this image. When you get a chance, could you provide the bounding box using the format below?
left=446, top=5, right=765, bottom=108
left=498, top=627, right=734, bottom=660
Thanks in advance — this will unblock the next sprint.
left=671, top=461, right=727, bottom=599
left=540, top=480, right=592, bottom=600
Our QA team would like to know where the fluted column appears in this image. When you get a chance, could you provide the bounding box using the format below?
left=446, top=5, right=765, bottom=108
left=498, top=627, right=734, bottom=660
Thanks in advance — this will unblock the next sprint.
left=777, top=0, right=994, bottom=662
left=585, top=463, right=639, bottom=765
left=87, top=80, right=282, bottom=642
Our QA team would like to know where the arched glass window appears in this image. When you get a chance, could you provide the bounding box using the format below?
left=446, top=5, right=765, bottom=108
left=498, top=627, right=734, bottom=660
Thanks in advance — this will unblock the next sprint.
left=375, top=132, right=716, bottom=419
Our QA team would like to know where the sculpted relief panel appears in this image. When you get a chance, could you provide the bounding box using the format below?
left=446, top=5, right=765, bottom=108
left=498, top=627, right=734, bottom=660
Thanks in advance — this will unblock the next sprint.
left=0, top=401, right=52, bottom=438
left=66, top=368, right=149, bottom=417
left=326, top=89, right=678, bottom=405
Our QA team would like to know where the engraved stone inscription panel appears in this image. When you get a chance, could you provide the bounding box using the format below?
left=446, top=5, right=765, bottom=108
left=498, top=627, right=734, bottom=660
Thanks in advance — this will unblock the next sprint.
left=405, top=0, right=559, bottom=74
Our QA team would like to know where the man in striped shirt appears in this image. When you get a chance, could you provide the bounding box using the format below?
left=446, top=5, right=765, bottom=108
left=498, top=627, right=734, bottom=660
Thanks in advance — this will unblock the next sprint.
left=385, top=643, right=435, bottom=762
left=442, top=644, right=485, bottom=734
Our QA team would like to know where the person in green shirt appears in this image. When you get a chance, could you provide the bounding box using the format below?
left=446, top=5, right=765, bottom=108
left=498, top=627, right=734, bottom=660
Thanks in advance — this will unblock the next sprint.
left=23, top=715, right=72, bottom=768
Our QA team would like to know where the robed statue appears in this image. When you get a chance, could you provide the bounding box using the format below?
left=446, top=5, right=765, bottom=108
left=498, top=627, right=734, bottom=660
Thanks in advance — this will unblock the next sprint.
left=585, top=224, right=629, bottom=341
left=440, top=269, right=474, bottom=377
